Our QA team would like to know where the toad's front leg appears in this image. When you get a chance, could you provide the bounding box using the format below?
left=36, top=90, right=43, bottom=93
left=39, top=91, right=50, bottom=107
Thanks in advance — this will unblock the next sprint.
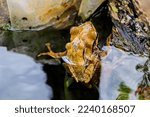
left=38, top=43, right=67, bottom=58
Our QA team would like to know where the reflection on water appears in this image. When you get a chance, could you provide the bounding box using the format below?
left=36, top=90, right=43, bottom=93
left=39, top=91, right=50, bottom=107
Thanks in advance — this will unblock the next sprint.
left=99, top=46, right=148, bottom=100
left=0, top=47, right=52, bottom=100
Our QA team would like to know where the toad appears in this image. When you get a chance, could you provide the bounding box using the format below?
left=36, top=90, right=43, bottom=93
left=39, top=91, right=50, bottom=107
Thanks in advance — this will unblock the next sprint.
left=38, top=21, right=104, bottom=83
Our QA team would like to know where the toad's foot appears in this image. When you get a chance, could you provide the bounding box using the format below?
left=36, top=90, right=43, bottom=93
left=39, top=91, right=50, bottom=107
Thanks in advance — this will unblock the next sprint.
left=38, top=43, right=67, bottom=58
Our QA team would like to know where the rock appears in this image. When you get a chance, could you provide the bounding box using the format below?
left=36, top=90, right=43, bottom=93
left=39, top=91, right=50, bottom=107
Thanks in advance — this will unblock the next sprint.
left=78, top=0, right=105, bottom=20
left=140, top=0, right=150, bottom=21
left=109, top=0, right=150, bottom=55
left=0, top=0, right=9, bottom=27
left=1, top=0, right=81, bottom=30
left=0, top=28, right=68, bottom=60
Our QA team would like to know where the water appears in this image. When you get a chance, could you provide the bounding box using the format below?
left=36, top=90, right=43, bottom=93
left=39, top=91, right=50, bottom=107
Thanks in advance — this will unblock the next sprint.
left=99, top=46, right=149, bottom=100
left=0, top=47, right=52, bottom=100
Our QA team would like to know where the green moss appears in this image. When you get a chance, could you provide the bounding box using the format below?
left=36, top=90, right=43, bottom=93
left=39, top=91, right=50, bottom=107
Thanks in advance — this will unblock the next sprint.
left=116, top=82, right=132, bottom=100
left=118, top=82, right=132, bottom=93
left=116, top=93, right=129, bottom=100
left=2, top=23, right=11, bottom=30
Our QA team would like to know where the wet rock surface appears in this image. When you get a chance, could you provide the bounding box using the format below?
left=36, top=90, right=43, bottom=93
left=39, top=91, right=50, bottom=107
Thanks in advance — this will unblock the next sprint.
left=109, top=0, right=150, bottom=55
left=0, top=28, right=69, bottom=60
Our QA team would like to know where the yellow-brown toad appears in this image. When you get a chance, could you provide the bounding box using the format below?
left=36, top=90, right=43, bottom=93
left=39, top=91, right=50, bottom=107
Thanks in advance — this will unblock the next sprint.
left=38, top=21, right=103, bottom=83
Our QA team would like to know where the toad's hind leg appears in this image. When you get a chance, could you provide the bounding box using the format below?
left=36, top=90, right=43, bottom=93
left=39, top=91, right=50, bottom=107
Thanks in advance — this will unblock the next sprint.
left=38, top=43, right=67, bottom=58
left=83, top=60, right=100, bottom=83
left=83, top=64, right=94, bottom=83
